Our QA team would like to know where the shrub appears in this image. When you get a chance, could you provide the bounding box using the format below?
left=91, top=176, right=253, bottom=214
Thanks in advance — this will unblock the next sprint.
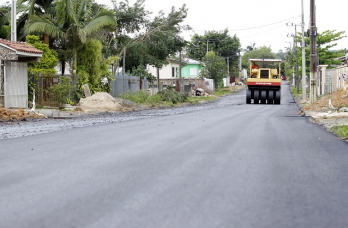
left=157, top=89, right=187, bottom=104
left=47, top=77, right=74, bottom=109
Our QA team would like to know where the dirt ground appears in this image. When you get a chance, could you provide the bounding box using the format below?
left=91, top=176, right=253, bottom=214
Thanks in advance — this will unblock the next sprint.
left=301, top=88, right=348, bottom=113
left=0, top=106, right=44, bottom=122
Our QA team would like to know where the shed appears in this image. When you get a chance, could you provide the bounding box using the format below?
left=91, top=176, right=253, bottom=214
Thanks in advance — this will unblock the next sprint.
left=0, top=39, right=43, bottom=108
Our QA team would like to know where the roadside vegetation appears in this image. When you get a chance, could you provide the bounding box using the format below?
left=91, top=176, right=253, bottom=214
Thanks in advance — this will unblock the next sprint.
left=331, top=125, right=348, bottom=139
left=118, top=84, right=245, bottom=107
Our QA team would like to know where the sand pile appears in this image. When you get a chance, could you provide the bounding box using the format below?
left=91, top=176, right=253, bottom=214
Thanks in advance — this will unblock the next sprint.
left=0, top=106, right=44, bottom=121
left=79, top=92, right=140, bottom=113
left=301, top=89, right=348, bottom=113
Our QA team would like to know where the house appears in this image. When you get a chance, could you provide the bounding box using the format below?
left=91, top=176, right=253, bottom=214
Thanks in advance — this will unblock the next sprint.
left=181, top=58, right=203, bottom=78
left=147, top=58, right=181, bottom=80
left=0, top=39, right=43, bottom=108
left=147, top=57, right=202, bottom=82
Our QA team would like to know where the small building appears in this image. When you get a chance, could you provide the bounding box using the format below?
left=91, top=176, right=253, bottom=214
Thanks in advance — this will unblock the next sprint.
left=181, top=58, right=203, bottom=78
left=0, top=39, right=43, bottom=108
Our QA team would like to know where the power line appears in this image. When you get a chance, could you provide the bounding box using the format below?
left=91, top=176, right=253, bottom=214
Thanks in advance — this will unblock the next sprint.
left=191, top=15, right=301, bottom=33
left=239, top=24, right=285, bottom=39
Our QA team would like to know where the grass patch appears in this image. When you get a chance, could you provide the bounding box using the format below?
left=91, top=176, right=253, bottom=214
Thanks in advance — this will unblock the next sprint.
left=118, top=90, right=162, bottom=105
left=186, top=96, right=216, bottom=104
left=331, top=125, right=348, bottom=138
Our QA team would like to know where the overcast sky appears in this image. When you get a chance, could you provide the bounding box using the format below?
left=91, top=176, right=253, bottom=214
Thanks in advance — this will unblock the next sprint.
left=96, top=0, right=347, bottom=53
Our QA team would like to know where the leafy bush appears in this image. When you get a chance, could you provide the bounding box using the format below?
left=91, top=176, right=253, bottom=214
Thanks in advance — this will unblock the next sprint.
left=47, top=77, right=74, bottom=109
left=157, top=89, right=187, bottom=104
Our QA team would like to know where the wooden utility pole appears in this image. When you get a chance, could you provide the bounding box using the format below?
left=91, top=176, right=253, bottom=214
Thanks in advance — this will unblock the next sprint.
left=310, top=0, right=317, bottom=103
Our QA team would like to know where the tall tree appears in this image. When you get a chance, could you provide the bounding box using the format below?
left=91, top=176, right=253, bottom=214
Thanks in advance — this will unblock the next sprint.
left=110, top=4, right=189, bottom=74
left=241, top=46, right=278, bottom=72
left=200, top=51, right=227, bottom=89
left=25, top=0, right=117, bottom=81
left=187, top=29, right=241, bottom=77
left=298, top=30, right=346, bottom=74
left=0, top=3, right=10, bottom=39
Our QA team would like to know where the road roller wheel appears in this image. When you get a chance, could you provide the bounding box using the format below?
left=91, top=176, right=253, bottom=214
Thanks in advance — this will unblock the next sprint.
left=275, top=89, right=281, bottom=104
left=253, top=89, right=260, bottom=104
left=246, top=89, right=251, bottom=104
left=268, top=90, right=274, bottom=104
left=260, top=90, right=267, bottom=104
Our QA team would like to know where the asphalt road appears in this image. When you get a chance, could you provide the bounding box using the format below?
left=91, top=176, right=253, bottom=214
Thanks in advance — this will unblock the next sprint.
left=1, top=82, right=348, bottom=228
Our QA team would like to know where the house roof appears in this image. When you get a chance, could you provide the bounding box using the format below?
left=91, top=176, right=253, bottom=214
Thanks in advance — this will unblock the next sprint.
left=0, top=39, right=43, bottom=55
left=182, top=58, right=201, bottom=65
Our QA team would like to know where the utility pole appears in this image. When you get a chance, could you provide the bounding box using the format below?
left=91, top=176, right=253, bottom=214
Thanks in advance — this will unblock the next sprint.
left=122, top=47, right=126, bottom=94
left=179, top=51, right=183, bottom=93
left=295, top=25, right=299, bottom=94
left=11, top=0, right=16, bottom=41
left=310, top=0, right=317, bottom=103
left=301, top=0, right=307, bottom=100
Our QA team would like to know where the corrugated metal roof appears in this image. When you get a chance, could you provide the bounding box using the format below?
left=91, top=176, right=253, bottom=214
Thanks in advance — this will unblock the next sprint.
left=0, top=38, right=43, bottom=54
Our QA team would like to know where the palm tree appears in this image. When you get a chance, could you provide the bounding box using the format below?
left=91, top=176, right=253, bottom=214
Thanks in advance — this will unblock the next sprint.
left=18, top=0, right=56, bottom=43
left=25, top=0, right=116, bottom=80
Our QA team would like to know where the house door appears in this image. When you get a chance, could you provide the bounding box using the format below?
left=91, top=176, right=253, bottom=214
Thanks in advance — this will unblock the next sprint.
left=0, top=60, right=4, bottom=107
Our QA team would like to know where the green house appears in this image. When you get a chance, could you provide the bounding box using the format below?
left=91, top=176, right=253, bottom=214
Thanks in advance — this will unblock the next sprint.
left=181, top=58, right=202, bottom=78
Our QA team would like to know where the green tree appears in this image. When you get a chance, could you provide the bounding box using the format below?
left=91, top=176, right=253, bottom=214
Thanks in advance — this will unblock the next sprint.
left=26, top=35, right=58, bottom=75
left=25, top=0, right=117, bottom=81
left=200, top=51, right=227, bottom=89
left=111, top=4, right=189, bottom=75
left=77, top=38, right=112, bottom=97
left=297, top=30, right=346, bottom=75
left=187, top=29, right=241, bottom=76
left=26, top=35, right=58, bottom=102
left=241, top=46, right=278, bottom=72
left=0, top=2, right=11, bottom=39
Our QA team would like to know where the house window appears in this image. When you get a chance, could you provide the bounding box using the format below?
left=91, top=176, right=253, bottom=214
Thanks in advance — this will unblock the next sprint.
left=172, top=67, right=175, bottom=77
left=190, top=68, right=197, bottom=76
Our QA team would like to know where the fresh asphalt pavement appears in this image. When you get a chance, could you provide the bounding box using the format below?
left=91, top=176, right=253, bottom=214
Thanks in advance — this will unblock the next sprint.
left=1, top=82, right=348, bottom=228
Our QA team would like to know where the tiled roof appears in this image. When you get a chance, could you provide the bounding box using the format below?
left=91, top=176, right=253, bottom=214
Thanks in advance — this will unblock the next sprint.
left=0, top=39, right=43, bottom=55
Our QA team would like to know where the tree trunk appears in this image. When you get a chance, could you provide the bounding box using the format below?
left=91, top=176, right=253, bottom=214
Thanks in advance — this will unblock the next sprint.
left=72, top=50, right=77, bottom=81
left=43, top=33, right=49, bottom=45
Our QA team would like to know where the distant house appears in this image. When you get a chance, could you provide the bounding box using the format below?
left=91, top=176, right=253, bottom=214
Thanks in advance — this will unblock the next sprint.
left=0, top=39, right=43, bottom=108
left=181, top=58, right=203, bottom=78
left=147, top=58, right=180, bottom=80
left=147, top=57, right=202, bottom=79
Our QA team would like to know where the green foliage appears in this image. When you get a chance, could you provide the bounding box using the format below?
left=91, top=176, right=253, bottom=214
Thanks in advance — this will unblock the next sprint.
left=241, top=46, right=278, bottom=72
left=118, top=90, right=162, bottom=105
left=47, top=76, right=74, bottom=108
left=200, top=51, right=227, bottom=89
left=76, top=38, right=112, bottom=98
left=331, top=125, right=348, bottom=138
left=129, top=65, right=156, bottom=83
left=187, top=29, right=241, bottom=76
left=26, top=35, right=58, bottom=75
left=0, top=3, right=11, bottom=39
left=157, top=88, right=187, bottom=104
left=293, top=30, right=346, bottom=75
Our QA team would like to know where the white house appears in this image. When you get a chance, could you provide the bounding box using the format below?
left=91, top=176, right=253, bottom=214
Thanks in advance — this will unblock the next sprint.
left=147, top=58, right=180, bottom=79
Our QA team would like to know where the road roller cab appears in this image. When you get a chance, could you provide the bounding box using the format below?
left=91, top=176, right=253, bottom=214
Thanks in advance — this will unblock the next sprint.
left=246, top=59, right=282, bottom=104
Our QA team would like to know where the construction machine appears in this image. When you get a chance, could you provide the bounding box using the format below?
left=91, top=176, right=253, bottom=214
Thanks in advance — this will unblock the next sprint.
left=246, top=59, right=282, bottom=104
